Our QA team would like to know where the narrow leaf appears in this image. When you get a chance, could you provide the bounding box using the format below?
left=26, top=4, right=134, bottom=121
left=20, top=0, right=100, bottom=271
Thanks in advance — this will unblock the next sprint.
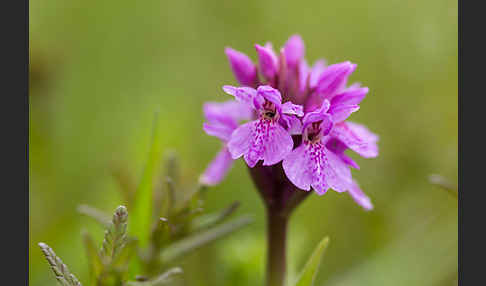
left=160, top=215, right=253, bottom=263
left=293, top=236, right=330, bottom=286
left=125, top=267, right=183, bottom=286
left=81, top=230, right=104, bottom=283
left=189, top=201, right=240, bottom=232
left=428, top=174, right=458, bottom=198
left=131, top=112, right=161, bottom=247
left=77, top=204, right=111, bottom=227
left=38, top=242, right=83, bottom=286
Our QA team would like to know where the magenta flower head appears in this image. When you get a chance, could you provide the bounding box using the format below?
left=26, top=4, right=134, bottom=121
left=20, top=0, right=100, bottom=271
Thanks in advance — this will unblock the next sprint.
left=201, top=35, right=378, bottom=211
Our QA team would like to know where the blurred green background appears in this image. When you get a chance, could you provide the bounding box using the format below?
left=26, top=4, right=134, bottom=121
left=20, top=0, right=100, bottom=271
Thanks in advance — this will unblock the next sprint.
left=29, top=0, right=457, bottom=285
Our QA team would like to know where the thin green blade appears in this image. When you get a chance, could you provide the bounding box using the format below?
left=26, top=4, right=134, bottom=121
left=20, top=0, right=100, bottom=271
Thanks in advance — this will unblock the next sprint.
left=130, top=112, right=161, bottom=247
left=293, top=236, right=330, bottom=286
left=160, top=215, right=253, bottom=263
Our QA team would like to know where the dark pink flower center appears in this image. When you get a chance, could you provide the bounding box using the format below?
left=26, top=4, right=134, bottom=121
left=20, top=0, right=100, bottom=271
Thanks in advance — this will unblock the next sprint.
left=261, top=100, right=279, bottom=121
left=305, top=121, right=323, bottom=143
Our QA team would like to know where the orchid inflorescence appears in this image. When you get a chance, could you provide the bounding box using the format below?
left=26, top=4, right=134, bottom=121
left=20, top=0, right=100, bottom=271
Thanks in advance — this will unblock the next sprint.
left=200, top=35, right=378, bottom=210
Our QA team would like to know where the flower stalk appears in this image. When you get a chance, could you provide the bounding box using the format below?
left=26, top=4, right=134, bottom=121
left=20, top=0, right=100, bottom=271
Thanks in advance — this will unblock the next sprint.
left=248, top=162, right=311, bottom=286
left=266, top=208, right=288, bottom=286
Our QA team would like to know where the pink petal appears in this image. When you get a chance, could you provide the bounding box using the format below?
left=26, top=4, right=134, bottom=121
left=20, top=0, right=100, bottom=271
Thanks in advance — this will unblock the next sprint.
left=309, top=59, right=327, bottom=88
left=199, top=147, right=234, bottom=186
left=330, top=86, right=368, bottom=106
left=283, top=142, right=352, bottom=194
left=281, top=101, right=304, bottom=116
left=282, top=145, right=313, bottom=191
left=203, top=122, right=235, bottom=142
left=302, top=99, right=331, bottom=127
left=298, top=59, right=310, bottom=93
left=261, top=122, right=294, bottom=166
left=222, top=85, right=258, bottom=108
left=347, top=180, right=373, bottom=210
left=325, top=138, right=360, bottom=169
left=256, top=85, right=282, bottom=107
left=308, top=143, right=353, bottom=194
left=330, top=122, right=379, bottom=158
left=328, top=104, right=360, bottom=123
left=255, top=44, right=278, bottom=81
left=227, top=120, right=293, bottom=167
left=283, top=35, right=305, bottom=68
left=328, top=86, right=368, bottom=122
left=316, top=61, right=357, bottom=98
left=204, top=100, right=253, bottom=123
left=281, top=114, right=303, bottom=135
left=340, top=152, right=360, bottom=169
left=227, top=121, right=253, bottom=160
left=225, top=47, right=258, bottom=87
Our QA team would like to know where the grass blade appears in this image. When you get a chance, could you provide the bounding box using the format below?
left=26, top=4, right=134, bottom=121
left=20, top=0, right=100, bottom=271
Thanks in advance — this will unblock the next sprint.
left=160, top=215, right=253, bottom=263
left=125, top=267, right=183, bottom=286
left=77, top=204, right=111, bottom=227
left=293, top=236, right=330, bottom=286
left=189, top=201, right=240, bottom=232
left=81, top=230, right=104, bottom=283
left=131, top=112, right=161, bottom=247
left=428, top=174, right=458, bottom=198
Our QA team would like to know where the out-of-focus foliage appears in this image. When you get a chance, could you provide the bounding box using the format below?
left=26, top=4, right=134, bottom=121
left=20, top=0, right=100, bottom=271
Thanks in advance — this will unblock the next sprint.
left=37, top=141, right=252, bottom=286
left=29, top=0, right=457, bottom=285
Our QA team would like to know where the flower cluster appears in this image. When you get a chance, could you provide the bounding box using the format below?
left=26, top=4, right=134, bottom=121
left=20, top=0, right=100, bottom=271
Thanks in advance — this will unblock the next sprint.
left=200, top=35, right=378, bottom=210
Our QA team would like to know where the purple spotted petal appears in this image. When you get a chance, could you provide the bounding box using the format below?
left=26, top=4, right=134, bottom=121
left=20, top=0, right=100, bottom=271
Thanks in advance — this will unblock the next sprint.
left=255, top=44, right=278, bottom=81
left=204, top=100, right=253, bottom=124
left=282, top=144, right=313, bottom=190
left=316, top=61, right=357, bottom=98
left=347, top=180, right=373, bottom=210
left=222, top=85, right=258, bottom=108
left=283, top=35, right=305, bottom=68
left=225, top=47, right=258, bottom=87
left=199, top=147, right=234, bottom=186
left=330, top=122, right=379, bottom=158
left=227, top=119, right=293, bottom=167
left=203, top=122, right=235, bottom=142
left=281, top=101, right=304, bottom=116
left=283, top=142, right=352, bottom=194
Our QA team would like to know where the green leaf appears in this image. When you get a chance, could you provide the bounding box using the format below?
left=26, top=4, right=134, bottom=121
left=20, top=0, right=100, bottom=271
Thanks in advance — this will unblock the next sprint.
left=189, top=201, right=240, bottom=232
left=428, top=174, right=458, bottom=198
left=160, top=215, right=253, bottom=263
left=125, top=267, right=183, bottom=286
left=293, top=236, right=330, bottom=286
left=38, top=242, right=83, bottom=286
left=81, top=231, right=104, bottom=283
left=131, top=112, right=162, bottom=247
left=77, top=204, right=111, bottom=228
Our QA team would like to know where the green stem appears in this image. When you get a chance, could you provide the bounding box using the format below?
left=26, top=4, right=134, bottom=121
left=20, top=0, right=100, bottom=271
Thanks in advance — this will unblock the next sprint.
left=266, top=208, right=288, bottom=286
